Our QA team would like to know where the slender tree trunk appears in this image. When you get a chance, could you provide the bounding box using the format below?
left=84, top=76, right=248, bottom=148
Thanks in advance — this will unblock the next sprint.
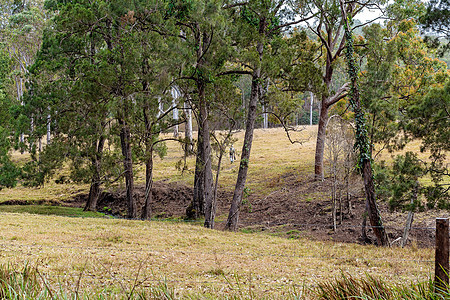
left=401, top=183, right=418, bottom=247
left=142, top=109, right=154, bottom=220
left=84, top=135, right=105, bottom=211
left=226, top=37, right=263, bottom=231
left=119, top=119, right=136, bottom=219
left=199, top=81, right=215, bottom=229
left=332, top=175, right=337, bottom=231
left=142, top=150, right=154, bottom=220
left=346, top=173, right=352, bottom=217
left=314, top=98, right=329, bottom=181
left=190, top=130, right=205, bottom=219
left=401, top=211, right=414, bottom=248
left=212, top=150, right=223, bottom=225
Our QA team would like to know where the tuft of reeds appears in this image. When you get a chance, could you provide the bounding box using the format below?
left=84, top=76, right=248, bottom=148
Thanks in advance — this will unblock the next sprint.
left=313, top=273, right=450, bottom=300
left=0, top=263, right=177, bottom=300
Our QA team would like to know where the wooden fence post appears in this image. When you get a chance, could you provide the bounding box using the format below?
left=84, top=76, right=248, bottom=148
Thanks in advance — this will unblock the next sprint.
left=435, top=217, right=449, bottom=294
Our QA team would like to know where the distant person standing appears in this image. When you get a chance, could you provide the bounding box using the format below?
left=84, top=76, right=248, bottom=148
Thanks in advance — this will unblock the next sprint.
left=230, top=145, right=236, bottom=163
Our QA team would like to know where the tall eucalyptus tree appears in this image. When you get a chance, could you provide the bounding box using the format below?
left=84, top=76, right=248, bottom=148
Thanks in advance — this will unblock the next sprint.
left=304, top=0, right=387, bottom=180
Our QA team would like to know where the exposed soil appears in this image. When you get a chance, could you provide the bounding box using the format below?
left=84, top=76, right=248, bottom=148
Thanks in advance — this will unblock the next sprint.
left=67, top=170, right=444, bottom=248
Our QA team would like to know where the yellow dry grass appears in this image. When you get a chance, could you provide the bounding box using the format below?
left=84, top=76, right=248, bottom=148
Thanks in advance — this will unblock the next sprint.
left=143, top=126, right=317, bottom=193
left=0, top=213, right=434, bottom=298
left=1, top=126, right=317, bottom=202
left=4, top=125, right=445, bottom=203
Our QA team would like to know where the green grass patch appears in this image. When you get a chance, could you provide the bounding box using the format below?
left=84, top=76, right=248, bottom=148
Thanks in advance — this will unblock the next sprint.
left=0, top=205, right=107, bottom=218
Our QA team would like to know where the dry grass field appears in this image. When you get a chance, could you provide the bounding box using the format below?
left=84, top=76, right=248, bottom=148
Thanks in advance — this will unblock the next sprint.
left=0, top=213, right=435, bottom=298
left=0, top=126, right=448, bottom=298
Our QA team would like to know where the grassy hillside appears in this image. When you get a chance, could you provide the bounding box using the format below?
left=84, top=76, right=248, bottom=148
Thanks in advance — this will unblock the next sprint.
left=1, top=126, right=315, bottom=204
left=2, top=125, right=446, bottom=204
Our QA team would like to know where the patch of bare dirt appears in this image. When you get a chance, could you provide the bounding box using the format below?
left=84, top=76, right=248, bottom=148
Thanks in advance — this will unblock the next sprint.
left=69, top=171, right=441, bottom=248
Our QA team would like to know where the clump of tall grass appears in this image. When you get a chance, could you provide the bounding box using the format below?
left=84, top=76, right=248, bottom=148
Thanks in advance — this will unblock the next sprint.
left=0, top=263, right=177, bottom=300
left=313, top=273, right=450, bottom=300
left=0, top=263, right=52, bottom=299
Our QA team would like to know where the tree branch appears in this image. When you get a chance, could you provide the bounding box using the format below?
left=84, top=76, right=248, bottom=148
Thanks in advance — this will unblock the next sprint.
left=325, top=82, right=350, bottom=106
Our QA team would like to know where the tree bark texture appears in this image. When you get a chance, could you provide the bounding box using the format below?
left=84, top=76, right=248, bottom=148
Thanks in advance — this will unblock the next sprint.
left=314, top=98, right=329, bottom=180
left=191, top=134, right=205, bottom=219
left=84, top=135, right=105, bottom=211
left=362, top=160, right=389, bottom=246
left=199, top=81, right=215, bottom=229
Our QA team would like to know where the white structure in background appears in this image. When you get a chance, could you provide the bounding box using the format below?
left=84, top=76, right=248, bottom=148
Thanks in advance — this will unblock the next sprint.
left=183, top=101, right=193, bottom=151
left=262, top=104, right=268, bottom=129
left=47, top=110, right=51, bottom=144
left=310, top=91, right=314, bottom=126
left=262, top=79, right=270, bottom=129
left=156, top=86, right=192, bottom=147
left=156, top=96, right=163, bottom=118
left=171, top=86, right=180, bottom=137
left=170, top=86, right=193, bottom=148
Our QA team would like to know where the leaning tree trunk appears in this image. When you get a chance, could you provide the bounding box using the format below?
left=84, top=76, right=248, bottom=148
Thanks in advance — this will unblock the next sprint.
left=226, top=36, right=263, bottom=231
left=361, top=160, right=389, bottom=246
left=142, top=109, right=154, bottom=220
left=142, top=150, right=154, bottom=220
left=84, top=135, right=105, bottom=211
left=119, top=118, right=136, bottom=219
left=342, top=5, right=389, bottom=246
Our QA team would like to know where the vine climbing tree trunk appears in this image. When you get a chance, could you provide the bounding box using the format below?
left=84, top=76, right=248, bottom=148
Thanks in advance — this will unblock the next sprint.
left=341, top=2, right=389, bottom=246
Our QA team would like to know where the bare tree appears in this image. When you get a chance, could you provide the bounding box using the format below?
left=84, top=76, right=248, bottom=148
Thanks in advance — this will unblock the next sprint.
left=325, top=116, right=355, bottom=231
